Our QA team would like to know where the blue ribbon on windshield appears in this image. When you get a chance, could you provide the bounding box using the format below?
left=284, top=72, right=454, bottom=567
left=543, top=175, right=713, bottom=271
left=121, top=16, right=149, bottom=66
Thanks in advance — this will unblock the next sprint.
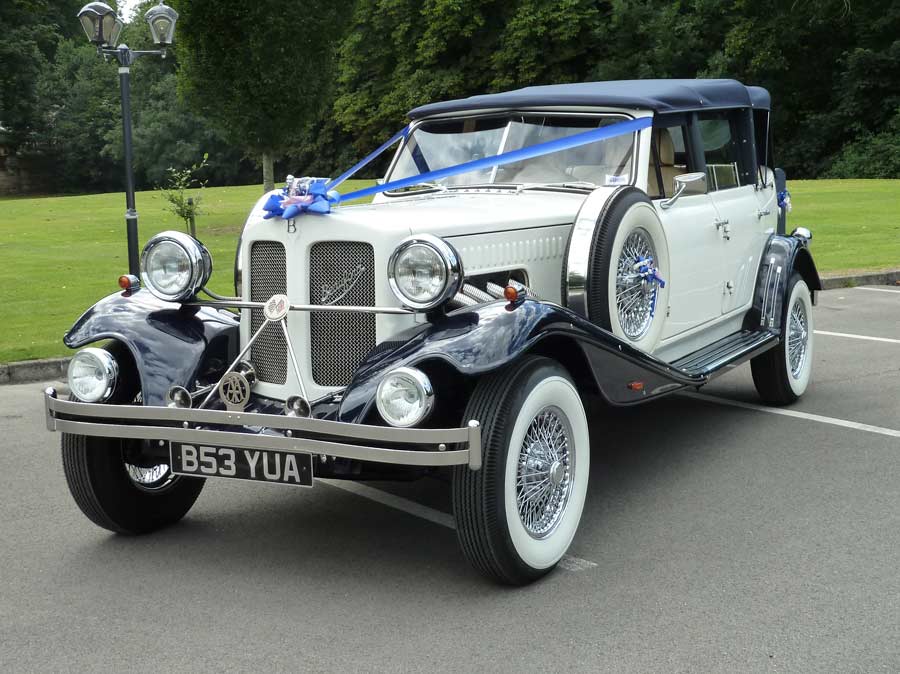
left=262, top=116, right=652, bottom=219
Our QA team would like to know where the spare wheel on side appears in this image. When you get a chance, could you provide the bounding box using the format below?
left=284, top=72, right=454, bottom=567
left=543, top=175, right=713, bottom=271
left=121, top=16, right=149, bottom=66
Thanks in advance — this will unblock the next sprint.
left=566, top=187, right=670, bottom=353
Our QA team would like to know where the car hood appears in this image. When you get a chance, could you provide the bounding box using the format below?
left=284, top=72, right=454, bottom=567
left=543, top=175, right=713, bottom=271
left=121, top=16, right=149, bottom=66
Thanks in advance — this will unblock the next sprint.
left=247, top=190, right=586, bottom=239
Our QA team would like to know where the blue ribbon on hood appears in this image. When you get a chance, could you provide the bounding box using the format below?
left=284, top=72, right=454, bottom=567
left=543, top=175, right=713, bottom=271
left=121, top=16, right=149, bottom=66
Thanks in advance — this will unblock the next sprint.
left=263, top=116, right=652, bottom=219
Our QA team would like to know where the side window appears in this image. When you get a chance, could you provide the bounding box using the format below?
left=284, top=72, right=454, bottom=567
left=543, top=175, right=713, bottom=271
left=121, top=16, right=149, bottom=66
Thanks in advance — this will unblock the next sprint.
left=648, top=125, right=690, bottom=198
left=698, top=113, right=741, bottom=191
left=753, top=109, right=771, bottom=185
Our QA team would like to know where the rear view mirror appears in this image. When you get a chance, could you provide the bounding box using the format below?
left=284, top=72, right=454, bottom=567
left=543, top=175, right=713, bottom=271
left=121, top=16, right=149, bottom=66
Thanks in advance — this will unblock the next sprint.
left=661, top=172, right=707, bottom=209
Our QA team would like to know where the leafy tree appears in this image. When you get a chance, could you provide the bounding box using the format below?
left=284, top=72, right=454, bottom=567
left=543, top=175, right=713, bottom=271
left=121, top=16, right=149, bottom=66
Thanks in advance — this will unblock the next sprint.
left=36, top=38, right=122, bottom=191
left=335, top=0, right=508, bottom=153
left=174, top=0, right=343, bottom=191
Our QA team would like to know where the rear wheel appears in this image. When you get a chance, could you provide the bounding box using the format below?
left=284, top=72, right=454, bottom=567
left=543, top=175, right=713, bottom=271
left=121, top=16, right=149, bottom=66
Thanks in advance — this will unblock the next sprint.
left=452, top=356, right=590, bottom=585
left=61, top=342, right=204, bottom=534
left=751, top=273, right=814, bottom=405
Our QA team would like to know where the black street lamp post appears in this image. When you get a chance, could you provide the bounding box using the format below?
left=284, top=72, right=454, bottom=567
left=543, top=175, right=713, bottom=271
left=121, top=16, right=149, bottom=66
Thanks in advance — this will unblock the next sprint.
left=76, top=1, right=179, bottom=276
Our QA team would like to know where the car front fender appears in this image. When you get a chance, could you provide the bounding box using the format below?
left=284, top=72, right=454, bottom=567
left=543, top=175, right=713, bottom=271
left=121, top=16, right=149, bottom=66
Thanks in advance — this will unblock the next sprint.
left=338, top=300, right=698, bottom=423
left=64, top=289, right=238, bottom=406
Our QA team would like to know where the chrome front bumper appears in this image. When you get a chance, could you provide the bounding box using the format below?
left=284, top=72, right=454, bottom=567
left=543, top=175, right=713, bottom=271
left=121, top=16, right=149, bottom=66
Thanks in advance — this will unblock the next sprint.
left=44, top=388, right=482, bottom=470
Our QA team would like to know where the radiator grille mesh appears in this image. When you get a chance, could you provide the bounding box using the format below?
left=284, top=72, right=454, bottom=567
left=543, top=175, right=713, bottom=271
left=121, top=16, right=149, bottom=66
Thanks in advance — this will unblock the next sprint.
left=309, top=241, right=376, bottom=386
left=249, top=241, right=287, bottom=384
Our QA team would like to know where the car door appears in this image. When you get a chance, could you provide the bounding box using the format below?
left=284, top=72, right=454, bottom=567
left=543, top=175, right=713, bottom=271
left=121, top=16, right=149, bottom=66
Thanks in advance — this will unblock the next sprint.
left=697, top=110, right=769, bottom=314
left=650, top=122, right=727, bottom=339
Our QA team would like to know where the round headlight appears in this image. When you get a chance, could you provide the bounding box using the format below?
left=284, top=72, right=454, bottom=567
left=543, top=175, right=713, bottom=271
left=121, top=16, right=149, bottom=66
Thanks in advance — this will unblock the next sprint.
left=388, top=234, right=462, bottom=311
left=140, top=231, right=212, bottom=302
left=375, top=367, right=435, bottom=428
left=68, top=347, right=118, bottom=403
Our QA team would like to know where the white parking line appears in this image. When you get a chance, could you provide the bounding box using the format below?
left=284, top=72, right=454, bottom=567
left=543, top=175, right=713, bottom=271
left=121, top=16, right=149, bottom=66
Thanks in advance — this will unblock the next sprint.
left=815, top=330, right=900, bottom=344
left=319, top=478, right=598, bottom=572
left=681, top=391, right=900, bottom=438
left=854, top=286, right=900, bottom=294
left=320, top=478, right=455, bottom=528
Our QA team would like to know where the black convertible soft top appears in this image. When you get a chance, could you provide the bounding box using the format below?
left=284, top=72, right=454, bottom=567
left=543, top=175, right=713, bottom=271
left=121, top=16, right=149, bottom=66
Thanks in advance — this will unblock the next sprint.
left=408, top=79, right=771, bottom=118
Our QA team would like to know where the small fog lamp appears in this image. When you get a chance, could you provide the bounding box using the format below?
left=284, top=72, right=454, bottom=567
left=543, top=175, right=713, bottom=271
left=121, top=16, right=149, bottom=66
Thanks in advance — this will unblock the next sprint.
left=68, top=347, right=118, bottom=403
left=375, top=367, right=434, bottom=428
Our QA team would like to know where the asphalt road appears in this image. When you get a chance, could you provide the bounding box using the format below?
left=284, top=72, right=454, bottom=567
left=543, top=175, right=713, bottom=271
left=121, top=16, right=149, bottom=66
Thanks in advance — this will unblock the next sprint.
left=1, top=286, right=898, bottom=672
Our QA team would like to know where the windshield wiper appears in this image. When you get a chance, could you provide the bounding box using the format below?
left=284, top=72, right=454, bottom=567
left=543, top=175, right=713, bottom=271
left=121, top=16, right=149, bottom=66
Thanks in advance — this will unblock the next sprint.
left=516, top=181, right=598, bottom=193
left=385, top=181, right=448, bottom=194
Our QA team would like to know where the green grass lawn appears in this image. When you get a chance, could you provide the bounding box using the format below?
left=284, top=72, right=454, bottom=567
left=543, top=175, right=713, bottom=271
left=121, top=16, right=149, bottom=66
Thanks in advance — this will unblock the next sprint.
left=788, top=180, right=900, bottom=274
left=0, top=179, right=897, bottom=363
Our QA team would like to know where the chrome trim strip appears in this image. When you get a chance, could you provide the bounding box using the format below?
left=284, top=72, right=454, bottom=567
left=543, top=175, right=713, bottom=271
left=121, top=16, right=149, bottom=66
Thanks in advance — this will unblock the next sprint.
left=45, top=390, right=476, bottom=445
left=45, top=387, right=57, bottom=430
left=467, top=420, right=481, bottom=470
left=760, top=256, right=775, bottom=326
left=770, top=266, right=783, bottom=328
left=565, top=186, right=625, bottom=316
left=52, top=419, right=470, bottom=468
left=185, top=299, right=413, bottom=315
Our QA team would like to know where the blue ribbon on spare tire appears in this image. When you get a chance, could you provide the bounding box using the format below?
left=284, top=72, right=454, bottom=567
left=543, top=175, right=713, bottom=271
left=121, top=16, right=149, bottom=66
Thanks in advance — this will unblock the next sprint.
left=634, top=255, right=666, bottom=317
left=262, top=116, right=653, bottom=219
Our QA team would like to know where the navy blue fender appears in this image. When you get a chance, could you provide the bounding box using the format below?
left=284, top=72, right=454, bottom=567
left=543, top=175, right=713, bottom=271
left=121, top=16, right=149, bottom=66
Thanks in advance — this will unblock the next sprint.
left=64, top=289, right=239, bottom=406
left=745, top=234, right=822, bottom=332
left=338, top=299, right=702, bottom=424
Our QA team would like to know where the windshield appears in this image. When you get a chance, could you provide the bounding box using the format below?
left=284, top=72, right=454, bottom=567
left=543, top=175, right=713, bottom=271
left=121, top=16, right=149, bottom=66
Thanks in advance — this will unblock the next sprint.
left=386, top=114, right=636, bottom=191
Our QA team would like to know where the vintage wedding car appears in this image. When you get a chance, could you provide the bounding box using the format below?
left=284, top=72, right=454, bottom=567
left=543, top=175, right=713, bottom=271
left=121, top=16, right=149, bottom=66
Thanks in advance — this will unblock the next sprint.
left=45, top=79, right=820, bottom=584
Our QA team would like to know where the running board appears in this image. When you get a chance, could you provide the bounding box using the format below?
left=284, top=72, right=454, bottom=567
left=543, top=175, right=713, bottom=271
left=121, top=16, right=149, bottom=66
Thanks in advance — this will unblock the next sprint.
left=671, top=329, right=778, bottom=378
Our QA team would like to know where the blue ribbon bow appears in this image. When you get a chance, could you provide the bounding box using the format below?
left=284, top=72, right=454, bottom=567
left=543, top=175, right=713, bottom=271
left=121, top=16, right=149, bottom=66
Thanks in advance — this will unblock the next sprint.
left=635, top=255, right=666, bottom=317
left=262, top=177, right=341, bottom=220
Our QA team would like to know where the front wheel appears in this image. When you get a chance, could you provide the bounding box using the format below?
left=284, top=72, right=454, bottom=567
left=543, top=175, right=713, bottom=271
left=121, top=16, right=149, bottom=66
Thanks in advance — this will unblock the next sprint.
left=751, top=273, right=814, bottom=405
left=452, top=356, right=590, bottom=585
left=62, top=433, right=205, bottom=534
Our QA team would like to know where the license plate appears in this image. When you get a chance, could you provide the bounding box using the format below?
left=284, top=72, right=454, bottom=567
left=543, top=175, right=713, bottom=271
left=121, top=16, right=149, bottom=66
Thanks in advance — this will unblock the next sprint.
left=170, top=443, right=313, bottom=488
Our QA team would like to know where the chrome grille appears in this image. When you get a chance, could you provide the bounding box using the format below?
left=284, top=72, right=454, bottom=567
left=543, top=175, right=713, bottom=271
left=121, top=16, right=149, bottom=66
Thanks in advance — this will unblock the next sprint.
left=249, top=241, right=287, bottom=384
left=309, top=241, right=376, bottom=386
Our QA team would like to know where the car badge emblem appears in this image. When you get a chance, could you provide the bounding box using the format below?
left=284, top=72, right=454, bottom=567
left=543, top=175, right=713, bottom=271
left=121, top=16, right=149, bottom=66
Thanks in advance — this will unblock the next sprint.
left=320, top=265, right=366, bottom=306
left=219, top=371, right=251, bottom=412
left=263, top=294, right=290, bottom=321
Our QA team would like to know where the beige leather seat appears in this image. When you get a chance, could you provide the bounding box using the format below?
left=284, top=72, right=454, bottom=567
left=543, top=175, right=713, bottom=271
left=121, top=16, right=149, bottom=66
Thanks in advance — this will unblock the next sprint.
left=646, top=128, right=684, bottom=198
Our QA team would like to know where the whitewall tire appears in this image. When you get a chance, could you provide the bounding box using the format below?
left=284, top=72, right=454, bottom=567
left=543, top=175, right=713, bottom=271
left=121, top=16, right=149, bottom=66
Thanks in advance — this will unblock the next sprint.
left=586, top=189, right=670, bottom=353
left=751, top=273, right=814, bottom=404
left=452, top=356, right=590, bottom=585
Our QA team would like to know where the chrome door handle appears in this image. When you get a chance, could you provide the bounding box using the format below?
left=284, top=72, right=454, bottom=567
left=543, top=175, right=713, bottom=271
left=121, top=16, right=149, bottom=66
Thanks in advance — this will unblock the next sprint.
left=757, top=209, right=771, bottom=218
left=714, top=219, right=731, bottom=240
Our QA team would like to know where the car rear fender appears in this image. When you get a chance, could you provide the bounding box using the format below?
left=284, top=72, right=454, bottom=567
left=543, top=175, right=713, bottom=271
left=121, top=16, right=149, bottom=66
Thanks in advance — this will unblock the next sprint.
left=745, top=234, right=822, bottom=332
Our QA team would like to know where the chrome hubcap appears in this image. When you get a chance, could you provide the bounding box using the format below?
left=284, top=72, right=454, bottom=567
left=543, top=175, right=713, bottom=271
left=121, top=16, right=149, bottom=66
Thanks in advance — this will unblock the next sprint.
left=125, top=458, right=175, bottom=491
left=616, top=229, right=657, bottom=340
left=788, top=296, right=809, bottom=378
left=516, top=407, right=573, bottom=539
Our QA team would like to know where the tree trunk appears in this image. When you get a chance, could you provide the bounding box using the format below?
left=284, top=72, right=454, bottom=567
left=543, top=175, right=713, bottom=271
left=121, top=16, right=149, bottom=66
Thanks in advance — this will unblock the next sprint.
left=262, top=151, right=275, bottom=192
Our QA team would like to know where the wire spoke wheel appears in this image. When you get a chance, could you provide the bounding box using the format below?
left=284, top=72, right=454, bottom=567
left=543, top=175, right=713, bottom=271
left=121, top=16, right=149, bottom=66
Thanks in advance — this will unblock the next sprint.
left=615, top=228, right=657, bottom=340
left=515, top=406, right=573, bottom=539
left=788, top=296, right=809, bottom=378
